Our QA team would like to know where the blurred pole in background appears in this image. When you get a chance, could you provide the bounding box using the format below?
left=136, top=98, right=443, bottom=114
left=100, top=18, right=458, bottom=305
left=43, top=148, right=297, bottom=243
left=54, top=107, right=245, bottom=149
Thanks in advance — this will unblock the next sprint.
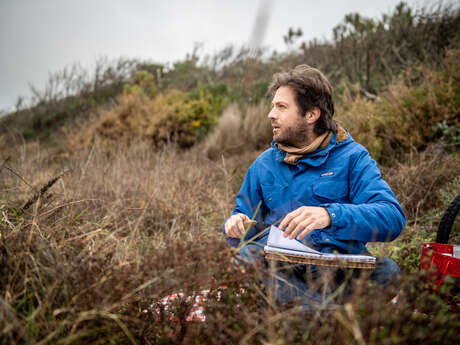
left=249, top=0, right=274, bottom=57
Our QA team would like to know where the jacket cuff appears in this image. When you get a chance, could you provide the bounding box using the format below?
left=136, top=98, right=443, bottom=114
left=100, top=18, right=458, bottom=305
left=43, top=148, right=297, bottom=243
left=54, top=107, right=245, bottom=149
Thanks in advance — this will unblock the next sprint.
left=321, top=203, right=343, bottom=229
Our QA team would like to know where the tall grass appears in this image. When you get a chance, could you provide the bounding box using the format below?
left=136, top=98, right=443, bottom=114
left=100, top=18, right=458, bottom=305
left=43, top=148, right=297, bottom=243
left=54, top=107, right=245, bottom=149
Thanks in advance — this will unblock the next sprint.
left=1, top=139, right=459, bottom=344
left=203, top=101, right=272, bottom=159
left=0, top=141, right=246, bottom=344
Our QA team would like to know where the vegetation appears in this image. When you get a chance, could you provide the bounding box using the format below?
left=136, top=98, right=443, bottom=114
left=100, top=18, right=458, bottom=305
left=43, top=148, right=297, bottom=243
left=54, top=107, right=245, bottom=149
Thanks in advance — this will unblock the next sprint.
left=0, top=1, right=459, bottom=344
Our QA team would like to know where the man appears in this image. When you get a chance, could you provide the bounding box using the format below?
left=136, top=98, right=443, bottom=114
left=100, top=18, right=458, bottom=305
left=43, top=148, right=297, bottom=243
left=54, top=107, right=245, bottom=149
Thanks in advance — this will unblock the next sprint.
left=223, top=65, right=406, bottom=309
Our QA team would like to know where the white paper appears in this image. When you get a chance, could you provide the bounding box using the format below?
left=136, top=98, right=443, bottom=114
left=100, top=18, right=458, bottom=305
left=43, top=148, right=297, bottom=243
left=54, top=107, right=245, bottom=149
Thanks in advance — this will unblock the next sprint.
left=267, top=225, right=320, bottom=254
left=265, top=225, right=376, bottom=263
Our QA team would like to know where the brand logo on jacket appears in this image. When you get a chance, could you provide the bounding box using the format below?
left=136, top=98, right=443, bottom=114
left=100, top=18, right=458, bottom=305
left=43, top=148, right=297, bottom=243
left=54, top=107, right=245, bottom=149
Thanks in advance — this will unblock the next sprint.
left=320, top=171, right=334, bottom=177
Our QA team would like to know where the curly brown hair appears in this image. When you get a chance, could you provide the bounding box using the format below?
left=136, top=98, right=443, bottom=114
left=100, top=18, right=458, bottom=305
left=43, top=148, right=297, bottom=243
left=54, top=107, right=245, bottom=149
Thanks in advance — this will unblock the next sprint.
left=268, top=65, right=336, bottom=135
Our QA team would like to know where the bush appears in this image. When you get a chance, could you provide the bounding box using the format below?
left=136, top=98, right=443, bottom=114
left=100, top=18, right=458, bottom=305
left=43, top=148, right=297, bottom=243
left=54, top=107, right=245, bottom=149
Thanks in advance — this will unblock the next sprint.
left=123, top=69, right=157, bottom=98
left=336, top=84, right=384, bottom=161
left=66, top=85, right=227, bottom=150
left=382, top=147, right=460, bottom=221
left=0, top=58, right=137, bottom=145
left=375, top=50, right=460, bottom=163
left=337, top=50, right=460, bottom=165
left=369, top=147, right=460, bottom=271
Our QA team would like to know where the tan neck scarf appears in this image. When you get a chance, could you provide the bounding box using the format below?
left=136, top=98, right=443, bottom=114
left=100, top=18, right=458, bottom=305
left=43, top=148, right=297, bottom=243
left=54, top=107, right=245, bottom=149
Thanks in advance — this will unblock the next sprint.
left=277, top=130, right=333, bottom=165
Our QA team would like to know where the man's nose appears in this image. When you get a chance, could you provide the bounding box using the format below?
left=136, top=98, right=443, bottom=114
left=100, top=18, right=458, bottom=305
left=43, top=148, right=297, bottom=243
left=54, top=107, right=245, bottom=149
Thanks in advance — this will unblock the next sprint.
left=268, top=108, right=276, bottom=120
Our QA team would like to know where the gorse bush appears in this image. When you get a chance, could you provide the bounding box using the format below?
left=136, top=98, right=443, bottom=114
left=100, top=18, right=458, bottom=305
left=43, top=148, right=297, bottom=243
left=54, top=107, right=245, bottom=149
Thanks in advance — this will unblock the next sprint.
left=66, top=85, right=228, bottom=149
left=123, top=69, right=158, bottom=98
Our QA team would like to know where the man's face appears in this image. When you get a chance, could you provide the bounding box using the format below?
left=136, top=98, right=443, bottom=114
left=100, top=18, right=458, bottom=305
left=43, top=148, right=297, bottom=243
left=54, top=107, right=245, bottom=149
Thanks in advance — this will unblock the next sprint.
left=268, top=86, right=309, bottom=147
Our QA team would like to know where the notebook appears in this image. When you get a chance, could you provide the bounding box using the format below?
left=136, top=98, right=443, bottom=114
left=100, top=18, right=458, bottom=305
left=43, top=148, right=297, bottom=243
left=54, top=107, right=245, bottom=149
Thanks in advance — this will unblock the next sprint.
left=264, top=225, right=376, bottom=269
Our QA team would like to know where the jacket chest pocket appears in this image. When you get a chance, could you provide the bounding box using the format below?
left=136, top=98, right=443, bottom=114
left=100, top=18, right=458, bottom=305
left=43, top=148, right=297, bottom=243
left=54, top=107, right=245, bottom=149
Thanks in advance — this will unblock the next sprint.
left=312, top=178, right=349, bottom=203
left=261, top=183, right=288, bottom=211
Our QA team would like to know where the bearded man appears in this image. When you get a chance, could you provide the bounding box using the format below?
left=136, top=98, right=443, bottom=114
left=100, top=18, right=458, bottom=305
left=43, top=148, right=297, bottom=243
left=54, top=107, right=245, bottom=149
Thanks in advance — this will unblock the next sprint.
left=223, top=65, right=405, bottom=309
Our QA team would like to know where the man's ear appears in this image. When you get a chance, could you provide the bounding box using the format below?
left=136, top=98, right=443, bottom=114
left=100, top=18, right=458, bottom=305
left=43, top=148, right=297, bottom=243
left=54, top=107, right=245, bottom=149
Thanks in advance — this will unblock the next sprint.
left=305, top=107, right=320, bottom=125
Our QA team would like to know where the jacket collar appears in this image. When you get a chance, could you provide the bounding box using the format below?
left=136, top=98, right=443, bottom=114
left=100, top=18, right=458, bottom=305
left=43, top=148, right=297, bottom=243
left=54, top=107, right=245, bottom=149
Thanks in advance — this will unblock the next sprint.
left=272, top=129, right=352, bottom=167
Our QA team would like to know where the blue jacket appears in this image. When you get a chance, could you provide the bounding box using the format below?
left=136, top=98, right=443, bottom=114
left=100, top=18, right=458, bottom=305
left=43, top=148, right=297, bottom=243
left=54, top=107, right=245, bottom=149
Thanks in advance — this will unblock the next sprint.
left=225, top=131, right=406, bottom=254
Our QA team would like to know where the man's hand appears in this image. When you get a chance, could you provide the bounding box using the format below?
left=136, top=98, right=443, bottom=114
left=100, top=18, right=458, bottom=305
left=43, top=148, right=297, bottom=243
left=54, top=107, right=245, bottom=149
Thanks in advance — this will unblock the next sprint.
left=279, top=206, right=331, bottom=240
left=224, top=213, right=255, bottom=238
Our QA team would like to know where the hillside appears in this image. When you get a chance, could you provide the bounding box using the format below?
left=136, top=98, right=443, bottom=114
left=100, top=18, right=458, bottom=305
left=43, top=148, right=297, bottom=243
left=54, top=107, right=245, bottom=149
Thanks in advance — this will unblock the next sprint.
left=1, top=2, right=460, bottom=344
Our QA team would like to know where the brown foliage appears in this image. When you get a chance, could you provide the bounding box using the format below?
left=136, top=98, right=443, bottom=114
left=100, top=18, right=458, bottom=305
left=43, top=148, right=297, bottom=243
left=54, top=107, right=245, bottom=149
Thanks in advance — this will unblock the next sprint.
left=382, top=146, right=460, bottom=222
left=1, top=137, right=459, bottom=344
left=65, top=88, right=223, bottom=151
left=337, top=50, right=460, bottom=164
left=203, top=101, right=272, bottom=160
left=375, top=50, right=460, bottom=161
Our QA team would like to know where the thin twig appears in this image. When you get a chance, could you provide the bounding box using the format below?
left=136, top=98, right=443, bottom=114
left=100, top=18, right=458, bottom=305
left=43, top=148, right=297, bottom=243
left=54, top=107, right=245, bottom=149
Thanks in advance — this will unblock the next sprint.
left=2, top=162, right=34, bottom=190
left=0, top=156, right=11, bottom=170
left=38, top=198, right=102, bottom=218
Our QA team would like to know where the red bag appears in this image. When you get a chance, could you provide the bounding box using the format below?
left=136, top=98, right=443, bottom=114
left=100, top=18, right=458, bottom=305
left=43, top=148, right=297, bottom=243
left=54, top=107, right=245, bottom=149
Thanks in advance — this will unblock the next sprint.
left=420, top=195, right=460, bottom=289
left=420, top=243, right=460, bottom=288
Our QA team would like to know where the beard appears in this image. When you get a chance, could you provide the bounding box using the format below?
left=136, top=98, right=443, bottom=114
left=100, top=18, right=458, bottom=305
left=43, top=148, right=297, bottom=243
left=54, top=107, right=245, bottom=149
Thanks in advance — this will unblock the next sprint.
left=273, top=121, right=310, bottom=148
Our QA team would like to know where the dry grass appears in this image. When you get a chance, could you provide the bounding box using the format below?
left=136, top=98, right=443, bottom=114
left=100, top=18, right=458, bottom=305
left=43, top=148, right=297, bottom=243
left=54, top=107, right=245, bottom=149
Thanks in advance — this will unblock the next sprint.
left=1, top=139, right=459, bottom=344
left=0, top=141, right=249, bottom=344
left=242, top=101, right=272, bottom=150
left=382, top=145, right=460, bottom=222
left=203, top=103, right=243, bottom=159
left=203, top=101, right=272, bottom=160
left=335, top=84, right=384, bottom=161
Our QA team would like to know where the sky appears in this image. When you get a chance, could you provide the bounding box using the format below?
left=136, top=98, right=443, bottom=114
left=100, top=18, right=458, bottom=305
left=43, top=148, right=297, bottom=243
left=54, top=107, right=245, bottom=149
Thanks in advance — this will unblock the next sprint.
left=0, top=0, right=439, bottom=113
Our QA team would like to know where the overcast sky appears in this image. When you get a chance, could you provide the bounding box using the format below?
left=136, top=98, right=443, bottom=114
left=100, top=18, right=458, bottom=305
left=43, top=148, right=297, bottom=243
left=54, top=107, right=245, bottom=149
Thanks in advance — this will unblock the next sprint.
left=0, top=0, right=439, bottom=112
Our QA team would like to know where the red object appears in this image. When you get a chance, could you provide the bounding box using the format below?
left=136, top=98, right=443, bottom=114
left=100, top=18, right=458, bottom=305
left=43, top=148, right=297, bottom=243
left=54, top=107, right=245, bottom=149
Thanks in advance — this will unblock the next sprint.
left=420, top=243, right=460, bottom=288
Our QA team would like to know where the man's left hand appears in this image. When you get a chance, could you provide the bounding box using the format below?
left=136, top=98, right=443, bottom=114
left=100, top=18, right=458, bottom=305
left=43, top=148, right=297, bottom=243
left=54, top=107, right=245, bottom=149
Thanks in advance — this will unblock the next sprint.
left=279, top=206, right=331, bottom=240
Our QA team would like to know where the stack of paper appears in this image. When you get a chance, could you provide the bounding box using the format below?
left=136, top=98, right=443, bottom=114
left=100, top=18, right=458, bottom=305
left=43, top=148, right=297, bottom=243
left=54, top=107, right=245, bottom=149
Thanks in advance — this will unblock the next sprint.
left=264, top=225, right=376, bottom=268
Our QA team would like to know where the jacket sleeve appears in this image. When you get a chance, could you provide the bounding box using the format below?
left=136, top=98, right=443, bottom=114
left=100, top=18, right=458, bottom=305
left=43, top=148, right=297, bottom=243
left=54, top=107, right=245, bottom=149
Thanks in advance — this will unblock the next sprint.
left=321, top=150, right=406, bottom=243
left=222, top=163, right=265, bottom=236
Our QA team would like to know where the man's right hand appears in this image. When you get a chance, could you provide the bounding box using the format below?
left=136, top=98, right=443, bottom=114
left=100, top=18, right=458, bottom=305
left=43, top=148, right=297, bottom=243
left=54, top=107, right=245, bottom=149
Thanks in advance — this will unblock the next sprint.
left=224, top=213, right=255, bottom=238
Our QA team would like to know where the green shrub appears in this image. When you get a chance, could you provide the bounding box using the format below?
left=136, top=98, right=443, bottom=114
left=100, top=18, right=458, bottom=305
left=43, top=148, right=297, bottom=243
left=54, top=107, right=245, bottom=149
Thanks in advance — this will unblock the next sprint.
left=153, top=88, right=225, bottom=147
left=123, top=69, right=157, bottom=98
left=338, top=50, right=460, bottom=165
left=67, top=84, right=227, bottom=149
left=22, top=128, right=35, bottom=139
left=375, top=50, right=460, bottom=163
